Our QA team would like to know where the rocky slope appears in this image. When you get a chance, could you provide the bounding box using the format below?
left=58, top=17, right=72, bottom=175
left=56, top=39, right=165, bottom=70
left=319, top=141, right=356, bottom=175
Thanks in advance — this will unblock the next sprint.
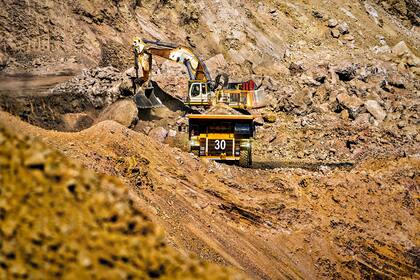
left=0, top=0, right=418, bottom=75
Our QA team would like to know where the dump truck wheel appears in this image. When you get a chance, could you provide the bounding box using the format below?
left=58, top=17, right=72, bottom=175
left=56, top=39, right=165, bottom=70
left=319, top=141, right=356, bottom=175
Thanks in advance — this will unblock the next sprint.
left=239, top=148, right=252, bottom=168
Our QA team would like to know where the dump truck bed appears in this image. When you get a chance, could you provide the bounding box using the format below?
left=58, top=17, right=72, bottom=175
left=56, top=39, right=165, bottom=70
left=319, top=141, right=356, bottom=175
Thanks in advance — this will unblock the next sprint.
left=187, top=114, right=255, bottom=120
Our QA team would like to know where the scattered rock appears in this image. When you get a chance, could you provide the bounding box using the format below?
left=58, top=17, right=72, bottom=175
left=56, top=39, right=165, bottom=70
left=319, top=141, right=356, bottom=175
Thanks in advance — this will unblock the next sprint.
left=364, top=3, right=382, bottom=26
left=312, top=10, right=324, bottom=20
left=24, top=151, right=46, bottom=169
left=337, top=22, right=349, bottom=34
left=328, top=19, right=338, bottom=28
left=289, top=62, right=305, bottom=76
left=392, top=41, right=412, bottom=57
left=343, top=34, right=354, bottom=41
left=365, top=100, right=386, bottom=122
left=354, top=113, right=371, bottom=126
left=168, top=129, right=177, bottom=137
left=337, top=93, right=363, bottom=118
left=331, top=29, right=341, bottom=38
left=387, top=73, right=406, bottom=89
left=301, top=74, right=321, bottom=87
left=32, top=58, right=42, bottom=67
left=340, top=109, right=349, bottom=121
left=262, top=112, right=277, bottom=123
left=340, top=7, right=357, bottom=20
left=149, top=126, right=168, bottom=142
left=391, top=41, right=420, bottom=69
left=335, top=63, right=357, bottom=81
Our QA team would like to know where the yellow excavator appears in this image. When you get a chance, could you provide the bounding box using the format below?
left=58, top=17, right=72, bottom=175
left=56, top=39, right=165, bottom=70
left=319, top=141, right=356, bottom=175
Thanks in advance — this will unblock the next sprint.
left=132, top=38, right=266, bottom=110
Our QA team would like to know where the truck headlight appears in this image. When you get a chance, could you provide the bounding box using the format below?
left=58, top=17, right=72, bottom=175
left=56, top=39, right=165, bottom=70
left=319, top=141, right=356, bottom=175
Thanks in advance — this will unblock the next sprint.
left=240, top=141, right=251, bottom=148
left=189, top=139, right=200, bottom=147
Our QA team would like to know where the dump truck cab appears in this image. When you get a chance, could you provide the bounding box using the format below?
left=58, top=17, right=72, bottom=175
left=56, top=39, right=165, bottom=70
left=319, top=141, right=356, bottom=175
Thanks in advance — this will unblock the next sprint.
left=187, top=114, right=255, bottom=167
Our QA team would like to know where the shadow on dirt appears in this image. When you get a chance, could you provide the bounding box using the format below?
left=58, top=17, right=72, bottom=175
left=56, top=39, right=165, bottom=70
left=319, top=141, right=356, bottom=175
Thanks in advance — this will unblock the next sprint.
left=216, top=160, right=354, bottom=171
left=253, top=161, right=355, bottom=171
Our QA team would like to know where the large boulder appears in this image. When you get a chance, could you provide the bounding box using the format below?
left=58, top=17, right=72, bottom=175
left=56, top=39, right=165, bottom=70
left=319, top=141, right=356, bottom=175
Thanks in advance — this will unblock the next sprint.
left=365, top=100, right=387, bottom=122
left=118, top=67, right=136, bottom=96
left=62, top=113, right=94, bottom=131
left=160, top=60, right=187, bottom=76
left=391, top=41, right=420, bottom=69
left=96, top=99, right=138, bottom=127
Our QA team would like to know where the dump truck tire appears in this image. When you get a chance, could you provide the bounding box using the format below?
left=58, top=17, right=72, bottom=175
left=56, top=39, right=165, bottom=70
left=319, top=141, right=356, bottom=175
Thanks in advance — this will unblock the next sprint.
left=239, top=148, right=252, bottom=168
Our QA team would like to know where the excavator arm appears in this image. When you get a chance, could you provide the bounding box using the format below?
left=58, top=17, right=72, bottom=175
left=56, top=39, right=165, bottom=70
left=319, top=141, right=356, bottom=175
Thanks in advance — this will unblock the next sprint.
left=132, top=38, right=214, bottom=109
left=133, top=38, right=211, bottom=83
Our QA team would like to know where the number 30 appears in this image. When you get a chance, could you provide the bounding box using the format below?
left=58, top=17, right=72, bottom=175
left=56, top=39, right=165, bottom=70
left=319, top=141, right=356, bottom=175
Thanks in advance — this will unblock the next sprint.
left=215, top=140, right=226, bottom=150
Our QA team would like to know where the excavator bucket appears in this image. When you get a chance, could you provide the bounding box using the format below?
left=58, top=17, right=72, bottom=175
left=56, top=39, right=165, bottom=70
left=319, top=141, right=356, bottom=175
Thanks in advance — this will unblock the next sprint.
left=145, top=87, right=163, bottom=107
left=134, top=87, right=163, bottom=109
left=134, top=93, right=154, bottom=109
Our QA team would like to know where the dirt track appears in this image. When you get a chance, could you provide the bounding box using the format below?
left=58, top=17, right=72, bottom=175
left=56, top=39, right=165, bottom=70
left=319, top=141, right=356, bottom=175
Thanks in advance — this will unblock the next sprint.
left=1, top=111, right=418, bottom=279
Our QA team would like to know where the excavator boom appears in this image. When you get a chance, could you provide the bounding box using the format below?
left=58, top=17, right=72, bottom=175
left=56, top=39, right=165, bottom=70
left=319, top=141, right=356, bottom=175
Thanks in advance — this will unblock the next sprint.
left=134, top=38, right=211, bottom=82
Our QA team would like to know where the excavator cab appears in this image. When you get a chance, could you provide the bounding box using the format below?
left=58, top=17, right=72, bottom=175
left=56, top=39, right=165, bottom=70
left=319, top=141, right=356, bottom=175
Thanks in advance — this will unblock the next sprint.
left=185, top=81, right=212, bottom=107
left=188, top=114, right=255, bottom=167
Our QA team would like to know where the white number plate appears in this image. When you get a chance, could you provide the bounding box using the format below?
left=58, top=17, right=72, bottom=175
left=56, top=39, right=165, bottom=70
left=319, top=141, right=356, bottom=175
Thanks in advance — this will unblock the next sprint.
left=214, top=140, right=226, bottom=150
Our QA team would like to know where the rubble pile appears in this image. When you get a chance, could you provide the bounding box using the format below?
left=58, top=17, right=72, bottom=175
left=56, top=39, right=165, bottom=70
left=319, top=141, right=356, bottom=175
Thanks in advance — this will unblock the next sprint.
left=0, top=127, right=243, bottom=279
left=51, top=67, right=124, bottom=109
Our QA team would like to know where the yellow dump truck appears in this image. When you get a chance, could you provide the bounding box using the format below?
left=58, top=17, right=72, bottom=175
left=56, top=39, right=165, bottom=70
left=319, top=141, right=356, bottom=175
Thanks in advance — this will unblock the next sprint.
left=187, top=114, right=255, bottom=167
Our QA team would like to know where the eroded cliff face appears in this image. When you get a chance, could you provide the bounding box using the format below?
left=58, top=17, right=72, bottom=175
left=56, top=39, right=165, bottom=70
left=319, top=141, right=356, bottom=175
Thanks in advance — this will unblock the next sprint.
left=0, top=0, right=418, bottom=76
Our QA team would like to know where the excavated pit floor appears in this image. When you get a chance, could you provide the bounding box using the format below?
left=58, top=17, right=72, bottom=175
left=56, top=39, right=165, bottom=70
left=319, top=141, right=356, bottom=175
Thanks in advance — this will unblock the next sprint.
left=0, top=110, right=418, bottom=280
